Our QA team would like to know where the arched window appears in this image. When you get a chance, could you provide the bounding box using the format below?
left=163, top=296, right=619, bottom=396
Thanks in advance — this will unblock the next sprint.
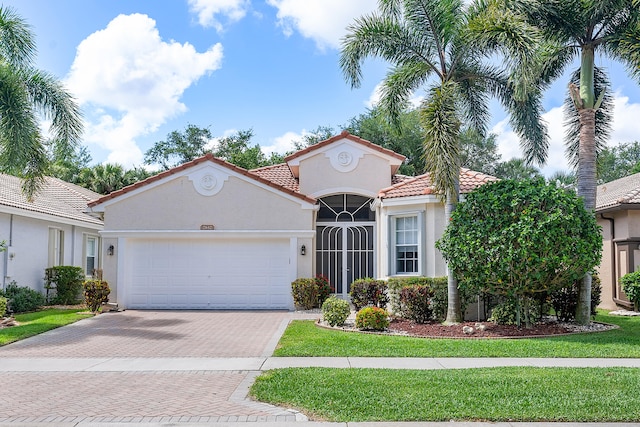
left=317, top=194, right=375, bottom=222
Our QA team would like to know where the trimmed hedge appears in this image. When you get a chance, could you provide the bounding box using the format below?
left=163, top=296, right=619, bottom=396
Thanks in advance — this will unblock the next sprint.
left=45, top=266, right=84, bottom=304
left=355, top=306, right=389, bottom=330
left=350, top=278, right=388, bottom=311
left=322, top=296, right=351, bottom=327
left=0, top=283, right=45, bottom=313
left=83, top=280, right=110, bottom=312
left=0, top=296, right=7, bottom=317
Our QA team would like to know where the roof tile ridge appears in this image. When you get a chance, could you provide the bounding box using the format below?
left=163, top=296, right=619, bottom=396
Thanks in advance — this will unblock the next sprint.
left=249, top=162, right=288, bottom=172
left=378, top=173, right=429, bottom=196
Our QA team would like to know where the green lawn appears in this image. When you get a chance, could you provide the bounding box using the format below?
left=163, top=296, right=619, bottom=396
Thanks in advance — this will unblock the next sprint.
left=274, top=311, right=640, bottom=357
left=251, top=367, right=640, bottom=422
left=0, top=308, right=93, bottom=346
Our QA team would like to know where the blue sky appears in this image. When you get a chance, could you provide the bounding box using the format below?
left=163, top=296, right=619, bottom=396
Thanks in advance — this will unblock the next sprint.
left=3, top=0, right=640, bottom=176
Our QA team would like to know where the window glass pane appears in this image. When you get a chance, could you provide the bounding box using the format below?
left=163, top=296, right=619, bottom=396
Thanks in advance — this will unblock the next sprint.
left=394, top=215, right=419, bottom=274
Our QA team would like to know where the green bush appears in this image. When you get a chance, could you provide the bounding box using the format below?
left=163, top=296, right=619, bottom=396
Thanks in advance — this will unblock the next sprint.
left=0, top=283, right=45, bottom=313
left=355, top=306, right=389, bottom=330
left=321, top=296, right=351, bottom=327
left=551, top=275, right=603, bottom=322
left=388, top=276, right=474, bottom=321
left=0, top=296, right=7, bottom=317
left=621, top=271, right=640, bottom=310
left=399, top=285, right=434, bottom=323
left=315, top=274, right=333, bottom=307
left=349, top=278, right=388, bottom=311
left=291, top=278, right=318, bottom=310
left=45, top=266, right=85, bottom=304
left=83, top=280, right=110, bottom=312
left=488, top=297, right=540, bottom=326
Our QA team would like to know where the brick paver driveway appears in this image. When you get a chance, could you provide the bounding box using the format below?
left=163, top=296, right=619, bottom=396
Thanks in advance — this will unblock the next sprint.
left=0, top=310, right=307, bottom=424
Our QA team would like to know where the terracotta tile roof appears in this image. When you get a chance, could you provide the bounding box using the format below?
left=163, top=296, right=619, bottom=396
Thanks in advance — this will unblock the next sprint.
left=250, top=163, right=299, bottom=192
left=596, top=172, right=640, bottom=211
left=378, top=168, right=498, bottom=199
left=0, top=174, right=103, bottom=226
left=89, top=154, right=316, bottom=208
left=284, top=130, right=406, bottom=163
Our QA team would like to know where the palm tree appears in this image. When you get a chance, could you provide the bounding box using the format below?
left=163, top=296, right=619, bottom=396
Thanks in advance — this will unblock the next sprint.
left=0, top=6, right=83, bottom=197
left=505, top=0, right=640, bottom=324
left=78, top=164, right=127, bottom=195
left=340, top=0, right=546, bottom=323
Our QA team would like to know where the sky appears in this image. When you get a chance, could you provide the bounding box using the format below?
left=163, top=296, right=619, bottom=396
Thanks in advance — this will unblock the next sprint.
left=3, top=0, right=640, bottom=177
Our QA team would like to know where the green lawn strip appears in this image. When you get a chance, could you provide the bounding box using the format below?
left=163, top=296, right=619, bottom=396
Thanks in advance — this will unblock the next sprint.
left=274, top=312, right=640, bottom=357
left=251, top=367, right=640, bottom=422
left=0, top=308, right=93, bottom=346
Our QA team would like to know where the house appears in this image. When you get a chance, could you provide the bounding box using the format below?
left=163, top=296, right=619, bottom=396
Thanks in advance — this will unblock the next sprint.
left=0, top=174, right=103, bottom=295
left=596, top=172, right=640, bottom=310
left=88, top=131, right=496, bottom=310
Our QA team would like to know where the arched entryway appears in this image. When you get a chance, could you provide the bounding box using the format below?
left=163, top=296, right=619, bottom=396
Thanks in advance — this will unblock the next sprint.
left=315, top=194, right=375, bottom=298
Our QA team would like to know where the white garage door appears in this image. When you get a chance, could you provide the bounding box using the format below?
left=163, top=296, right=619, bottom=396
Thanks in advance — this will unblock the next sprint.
left=125, top=238, right=292, bottom=309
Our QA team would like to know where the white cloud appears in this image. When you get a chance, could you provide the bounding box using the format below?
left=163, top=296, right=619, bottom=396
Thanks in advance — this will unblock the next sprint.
left=267, top=0, right=377, bottom=50
left=187, top=0, right=249, bottom=31
left=492, top=93, right=640, bottom=177
left=65, top=13, right=223, bottom=166
left=262, top=130, right=309, bottom=155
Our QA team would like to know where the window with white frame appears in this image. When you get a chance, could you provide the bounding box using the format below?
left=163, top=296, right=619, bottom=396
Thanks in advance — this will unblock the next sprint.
left=392, top=214, right=421, bottom=275
left=48, top=228, right=64, bottom=267
left=85, top=236, right=99, bottom=276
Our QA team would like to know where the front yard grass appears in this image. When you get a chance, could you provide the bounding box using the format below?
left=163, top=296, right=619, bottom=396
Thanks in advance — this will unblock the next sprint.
left=251, top=366, right=640, bottom=422
left=274, top=311, right=640, bottom=357
left=0, top=308, right=93, bottom=346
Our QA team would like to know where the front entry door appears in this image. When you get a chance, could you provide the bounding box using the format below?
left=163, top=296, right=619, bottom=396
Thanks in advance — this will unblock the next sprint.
left=316, top=224, right=374, bottom=297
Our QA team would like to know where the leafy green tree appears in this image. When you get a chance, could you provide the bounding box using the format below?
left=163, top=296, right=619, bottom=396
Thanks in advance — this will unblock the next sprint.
left=493, top=158, right=542, bottom=181
left=436, top=179, right=602, bottom=326
left=144, top=124, right=212, bottom=170
left=459, top=128, right=501, bottom=175
left=597, top=141, right=640, bottom=183
left=0, top=6, right=83, bottom=197
left=340, top=0, right=545, bottom=323
left=212, top=129, right=269, bottom=170
left=45, top=140, right=92, bottom=183
left=507, top=0, right=640, bottom=324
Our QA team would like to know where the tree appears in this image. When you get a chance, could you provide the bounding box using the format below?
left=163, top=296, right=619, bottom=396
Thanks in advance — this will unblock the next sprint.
left=77, top=164, right=131, bottom=195
left=459, top=128, right=501, bottom=175
left=212, top=129, right=269, bottom=170
left=597, top=141, right=640, bottom=183
left=340, top=0, right=545, bottom=323
left=0, top=6, right=83, bottom=197
left=345, top=108, right=425, bottom=175
left=507, top=0, right=640, bottom=324
left=436, top=179, right=602, bottom=326
left=144, top=124, right=212, bottom=170
left=493, top=158, right=542, bottom=181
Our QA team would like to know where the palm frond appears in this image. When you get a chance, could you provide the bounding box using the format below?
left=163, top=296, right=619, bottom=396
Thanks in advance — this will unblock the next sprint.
left=0, top=6, right=36, bottom=69
left=421, top=81, right=461, bottom=200
left=378, top=61, right=432, bottom=126
left=564, top=66, right=613, bottom=169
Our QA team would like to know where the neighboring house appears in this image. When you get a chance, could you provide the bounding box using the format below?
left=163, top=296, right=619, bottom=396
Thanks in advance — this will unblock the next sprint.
left=596, top=172, right=640, bottom=310
left=0, top=174, right=103, bottom=294
left=88, top=132, right=496, bottom=310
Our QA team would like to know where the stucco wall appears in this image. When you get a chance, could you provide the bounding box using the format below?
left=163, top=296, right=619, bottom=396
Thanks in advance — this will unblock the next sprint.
left=298, top=153, right=392, bottom=198
left=103, top=174, right=314, bottom=231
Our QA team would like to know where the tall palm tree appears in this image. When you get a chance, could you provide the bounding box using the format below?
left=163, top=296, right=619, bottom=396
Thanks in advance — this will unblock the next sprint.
left=0, top=6, right=83, bottom=197
left=340, top=0, right=547, bottom=323
left=505, top=0, right=640, bottom=324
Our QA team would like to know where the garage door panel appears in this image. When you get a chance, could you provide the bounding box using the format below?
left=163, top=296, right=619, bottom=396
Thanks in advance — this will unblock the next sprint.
left=125, top=238, right=292, bottom=309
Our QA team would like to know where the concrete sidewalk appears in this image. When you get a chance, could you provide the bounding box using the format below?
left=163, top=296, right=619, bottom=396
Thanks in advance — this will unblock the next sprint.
left=1, top=356, right=640, bottom=372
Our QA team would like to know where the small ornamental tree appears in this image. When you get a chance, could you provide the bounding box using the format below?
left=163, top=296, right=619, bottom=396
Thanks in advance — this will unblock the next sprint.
left=436, top=179, right=602, bottom=327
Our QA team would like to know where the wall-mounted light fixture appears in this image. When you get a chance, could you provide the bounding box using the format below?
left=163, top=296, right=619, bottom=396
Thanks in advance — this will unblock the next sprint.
left=107, top=245, right=114, bottom=256
left=300, top=245, right=306, bottom=256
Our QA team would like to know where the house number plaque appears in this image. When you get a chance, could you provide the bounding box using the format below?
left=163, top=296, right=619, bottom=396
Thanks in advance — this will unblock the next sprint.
left=200, top=224, right=215, bottom=230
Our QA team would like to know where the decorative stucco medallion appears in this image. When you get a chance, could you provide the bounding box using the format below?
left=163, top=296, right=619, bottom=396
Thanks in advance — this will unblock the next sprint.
left=337, top=151, right=353, bottom=166
left=188, top=165, right=228, bottom=196
left=326, top=144, right=364, bottom=173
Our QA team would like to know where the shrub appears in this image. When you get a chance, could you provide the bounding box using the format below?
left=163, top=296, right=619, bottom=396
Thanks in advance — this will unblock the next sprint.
left=0, top=283, right=45, bottom=313
left=621, top=271, right=640, bottom=311
left=45, top=266, right=85, bottom=304
left=388, top=276, right=474, bottom=321
left=437, top=179, right=602, bottom=325
left=0, top=296, right=6, bottom=317
left=350, top=278, right=389, bottom=311
left=315, top=274, right=333, bottom=307
left=488, top=297, right=540, bottom=326
left=399, top=285, right=434, bottom=323
left=321, top=296, right=351, bottom=327
left=291, top=278, right=318, bottom=310
left=355, top=306, right=389, bottom=330
left=83, top=280, right=110, bottom=312
left=551, top=275, right=603, bottom=322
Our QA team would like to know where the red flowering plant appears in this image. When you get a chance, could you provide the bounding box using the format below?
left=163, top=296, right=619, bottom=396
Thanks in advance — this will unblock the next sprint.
left=315, top=274, right=334, bottom=306
left=355, top=306, right=389, bottom=331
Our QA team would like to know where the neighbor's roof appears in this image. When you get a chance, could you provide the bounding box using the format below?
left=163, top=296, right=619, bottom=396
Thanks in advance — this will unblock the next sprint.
left=378, top=168, right=498, bottom=199
left=0, top=174, right=103, bottom=226
left=596, top=172, right=640, bottom=211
